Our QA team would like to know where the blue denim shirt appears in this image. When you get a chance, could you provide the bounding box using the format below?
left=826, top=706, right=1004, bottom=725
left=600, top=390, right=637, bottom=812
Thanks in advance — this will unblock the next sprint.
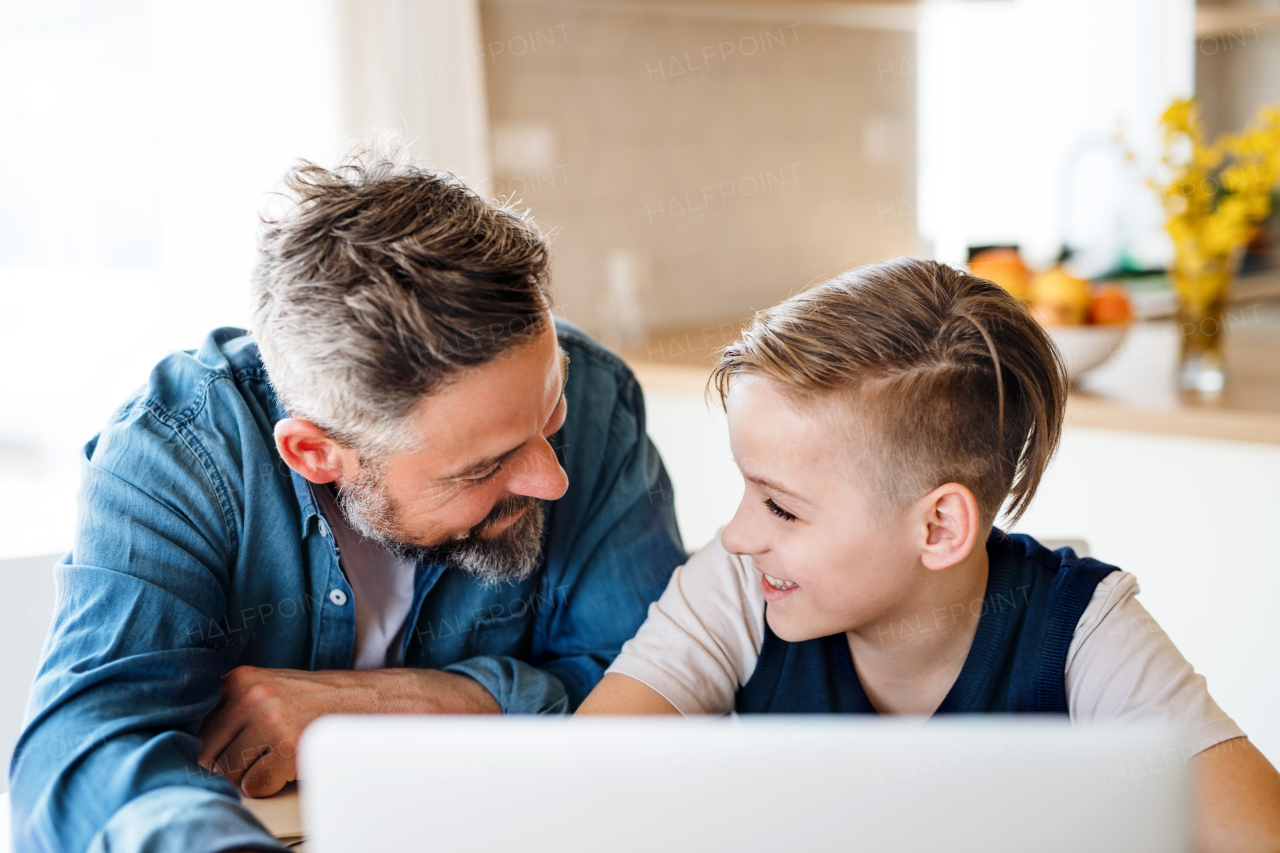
left=10, top=319, right=683, bottom=853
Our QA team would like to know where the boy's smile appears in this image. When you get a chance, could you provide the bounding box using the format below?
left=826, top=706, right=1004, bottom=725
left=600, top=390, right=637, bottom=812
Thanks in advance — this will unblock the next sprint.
left=760, top=570, right=800, bottom=600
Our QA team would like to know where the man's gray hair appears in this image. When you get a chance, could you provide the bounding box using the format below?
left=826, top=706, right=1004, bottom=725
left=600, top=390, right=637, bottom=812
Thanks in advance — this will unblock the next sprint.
left=250, top=135, right=551, bottom=456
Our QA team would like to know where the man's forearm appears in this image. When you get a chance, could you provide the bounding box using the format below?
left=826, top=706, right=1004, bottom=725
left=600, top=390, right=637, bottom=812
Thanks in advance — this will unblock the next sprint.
left=370, top=668, right=502, bottom=714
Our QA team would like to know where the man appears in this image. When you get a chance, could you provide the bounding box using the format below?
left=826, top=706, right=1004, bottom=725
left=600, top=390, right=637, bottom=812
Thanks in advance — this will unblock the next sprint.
left=10, top=141, right=685, bottom=853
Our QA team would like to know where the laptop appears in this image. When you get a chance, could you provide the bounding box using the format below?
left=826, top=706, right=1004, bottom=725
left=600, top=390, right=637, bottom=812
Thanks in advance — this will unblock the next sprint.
left=298, top=715, right=1193, bottom=853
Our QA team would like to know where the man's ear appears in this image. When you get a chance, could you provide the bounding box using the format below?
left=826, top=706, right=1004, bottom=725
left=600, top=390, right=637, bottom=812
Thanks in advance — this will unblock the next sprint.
left=274, top=418, right=356, bottom=485
left=915, top=482, right=982, bottom=571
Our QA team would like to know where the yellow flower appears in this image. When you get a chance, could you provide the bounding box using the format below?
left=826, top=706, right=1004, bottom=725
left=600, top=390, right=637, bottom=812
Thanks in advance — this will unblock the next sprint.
left=1157, top=98, right=1280, bottom=275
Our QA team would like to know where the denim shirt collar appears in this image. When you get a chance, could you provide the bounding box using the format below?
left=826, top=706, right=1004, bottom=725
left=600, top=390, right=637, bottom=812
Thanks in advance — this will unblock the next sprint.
left=290, top=469, right=323, bottom=539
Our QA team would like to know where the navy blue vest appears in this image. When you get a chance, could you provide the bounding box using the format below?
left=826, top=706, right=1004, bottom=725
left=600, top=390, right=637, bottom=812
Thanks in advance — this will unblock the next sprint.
left=735, top=531, right=1118, bottom=716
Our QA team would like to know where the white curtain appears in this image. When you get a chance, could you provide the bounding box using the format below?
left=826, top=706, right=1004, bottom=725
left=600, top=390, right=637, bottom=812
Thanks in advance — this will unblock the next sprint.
left=339, top=0, right=492, bottom=186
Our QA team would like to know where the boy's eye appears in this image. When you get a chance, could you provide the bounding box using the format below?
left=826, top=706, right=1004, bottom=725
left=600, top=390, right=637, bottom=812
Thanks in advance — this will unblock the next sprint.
left=763, top=497, right=796, bottom=522
left=465, top=463, right=503, bottom=485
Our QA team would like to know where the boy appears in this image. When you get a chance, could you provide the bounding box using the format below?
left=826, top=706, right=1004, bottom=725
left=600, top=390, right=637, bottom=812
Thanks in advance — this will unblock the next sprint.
left=578, top=258, right=1280, bottom=851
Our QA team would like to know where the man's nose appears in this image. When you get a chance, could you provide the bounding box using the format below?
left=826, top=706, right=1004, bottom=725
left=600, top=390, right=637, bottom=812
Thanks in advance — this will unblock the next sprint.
left=505, top=437, right=569, bottom=502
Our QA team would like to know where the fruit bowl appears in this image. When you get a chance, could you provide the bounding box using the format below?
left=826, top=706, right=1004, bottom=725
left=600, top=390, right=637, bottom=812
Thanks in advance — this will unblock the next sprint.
left=1046, top=324, right=1127, bottom=382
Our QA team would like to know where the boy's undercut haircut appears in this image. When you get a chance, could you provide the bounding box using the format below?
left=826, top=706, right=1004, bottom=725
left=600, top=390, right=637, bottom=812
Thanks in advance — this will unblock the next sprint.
left=711, top=257, right=1067, bottom=528
left=250, top=133, right=551, bottom=456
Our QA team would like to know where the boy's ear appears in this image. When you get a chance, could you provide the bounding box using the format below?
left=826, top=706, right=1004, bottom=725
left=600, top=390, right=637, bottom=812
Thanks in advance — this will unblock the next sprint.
left=274, top=418, right=356, bottom=485
left=915, top=482, right=982, bottom=571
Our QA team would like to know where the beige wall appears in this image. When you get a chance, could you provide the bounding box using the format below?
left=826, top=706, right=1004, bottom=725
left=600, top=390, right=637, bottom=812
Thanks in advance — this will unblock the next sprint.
left=1196, top=23, right=1280, bottom=139
left=479, top=1, right=920, bottom=345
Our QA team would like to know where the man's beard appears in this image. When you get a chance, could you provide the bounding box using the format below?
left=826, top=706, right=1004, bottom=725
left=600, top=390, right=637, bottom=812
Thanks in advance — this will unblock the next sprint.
left=334, top=460, right=545, bottom=586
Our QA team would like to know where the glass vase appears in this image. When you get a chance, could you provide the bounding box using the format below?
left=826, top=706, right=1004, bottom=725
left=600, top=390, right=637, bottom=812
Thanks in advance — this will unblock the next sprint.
left=1171, top=249, right=1233, bottom=395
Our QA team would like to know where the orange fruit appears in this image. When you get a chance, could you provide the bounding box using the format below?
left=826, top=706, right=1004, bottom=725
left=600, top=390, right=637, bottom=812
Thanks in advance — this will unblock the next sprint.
left=1087, top=284, right=1132, bottom=324
left=969, top=248, right=1033, bottom=302
left=1031, top=265, right=1091, bottom=325
left=1031, top=302, right=1067, bottom=328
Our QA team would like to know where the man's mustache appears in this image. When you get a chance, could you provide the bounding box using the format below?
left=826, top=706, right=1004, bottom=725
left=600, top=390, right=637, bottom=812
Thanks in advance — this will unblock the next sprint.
left=470, top=493, right=539, bottom=536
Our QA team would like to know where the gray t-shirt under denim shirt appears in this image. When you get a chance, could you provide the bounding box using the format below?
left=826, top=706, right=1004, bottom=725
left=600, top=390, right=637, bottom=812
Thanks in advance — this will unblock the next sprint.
left=311, top=481, right=416, bottom=670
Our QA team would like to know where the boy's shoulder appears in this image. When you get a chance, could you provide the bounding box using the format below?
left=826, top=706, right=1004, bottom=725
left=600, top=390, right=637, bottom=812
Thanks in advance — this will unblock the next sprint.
left=1068, top=569, right=1140, bottom=655
left=1000, top=531, right=1122, bottom=597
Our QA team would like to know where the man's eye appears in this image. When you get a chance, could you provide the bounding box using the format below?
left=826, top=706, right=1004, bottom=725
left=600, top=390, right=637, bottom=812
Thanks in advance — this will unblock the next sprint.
left=764, top=498, right=797, bottom=522
left=465, top=464, right=503, bottom=485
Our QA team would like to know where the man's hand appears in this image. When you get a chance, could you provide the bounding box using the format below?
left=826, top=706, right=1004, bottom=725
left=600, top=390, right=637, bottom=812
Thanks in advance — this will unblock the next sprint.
left=197, top=666, right=500, bottom=798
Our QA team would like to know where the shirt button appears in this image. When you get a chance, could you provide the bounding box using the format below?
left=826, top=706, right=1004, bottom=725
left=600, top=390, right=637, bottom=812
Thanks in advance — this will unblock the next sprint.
left=329, top=589, right=348, bottom=606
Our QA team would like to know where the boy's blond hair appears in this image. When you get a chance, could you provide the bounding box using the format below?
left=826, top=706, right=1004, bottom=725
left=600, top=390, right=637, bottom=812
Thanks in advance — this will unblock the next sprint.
left=711, top=257, right=1066, bottom=527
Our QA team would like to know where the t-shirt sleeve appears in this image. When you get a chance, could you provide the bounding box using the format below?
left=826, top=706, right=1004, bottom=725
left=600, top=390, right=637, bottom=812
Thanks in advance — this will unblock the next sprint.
left=1066, top=571, right=1245, bottom=754
left=605, top=531, right=765, bottom=716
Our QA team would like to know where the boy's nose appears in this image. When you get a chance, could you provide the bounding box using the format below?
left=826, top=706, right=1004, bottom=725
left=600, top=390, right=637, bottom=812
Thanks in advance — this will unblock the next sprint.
left=721, top=503, right=766, bottom=556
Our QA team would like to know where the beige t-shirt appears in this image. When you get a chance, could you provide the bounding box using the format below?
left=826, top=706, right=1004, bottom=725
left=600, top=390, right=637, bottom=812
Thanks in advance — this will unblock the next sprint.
left=608, top=533, right=1244, bottom=755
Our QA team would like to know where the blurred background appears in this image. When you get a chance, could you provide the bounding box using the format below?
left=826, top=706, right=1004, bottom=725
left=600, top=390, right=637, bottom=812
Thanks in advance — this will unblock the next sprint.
left=2, top=0, right=1280, bottom=767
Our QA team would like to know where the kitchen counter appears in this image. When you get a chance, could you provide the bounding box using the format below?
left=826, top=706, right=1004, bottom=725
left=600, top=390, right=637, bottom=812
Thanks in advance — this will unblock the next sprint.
left=1069, top=295, right=1280, bottom=445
